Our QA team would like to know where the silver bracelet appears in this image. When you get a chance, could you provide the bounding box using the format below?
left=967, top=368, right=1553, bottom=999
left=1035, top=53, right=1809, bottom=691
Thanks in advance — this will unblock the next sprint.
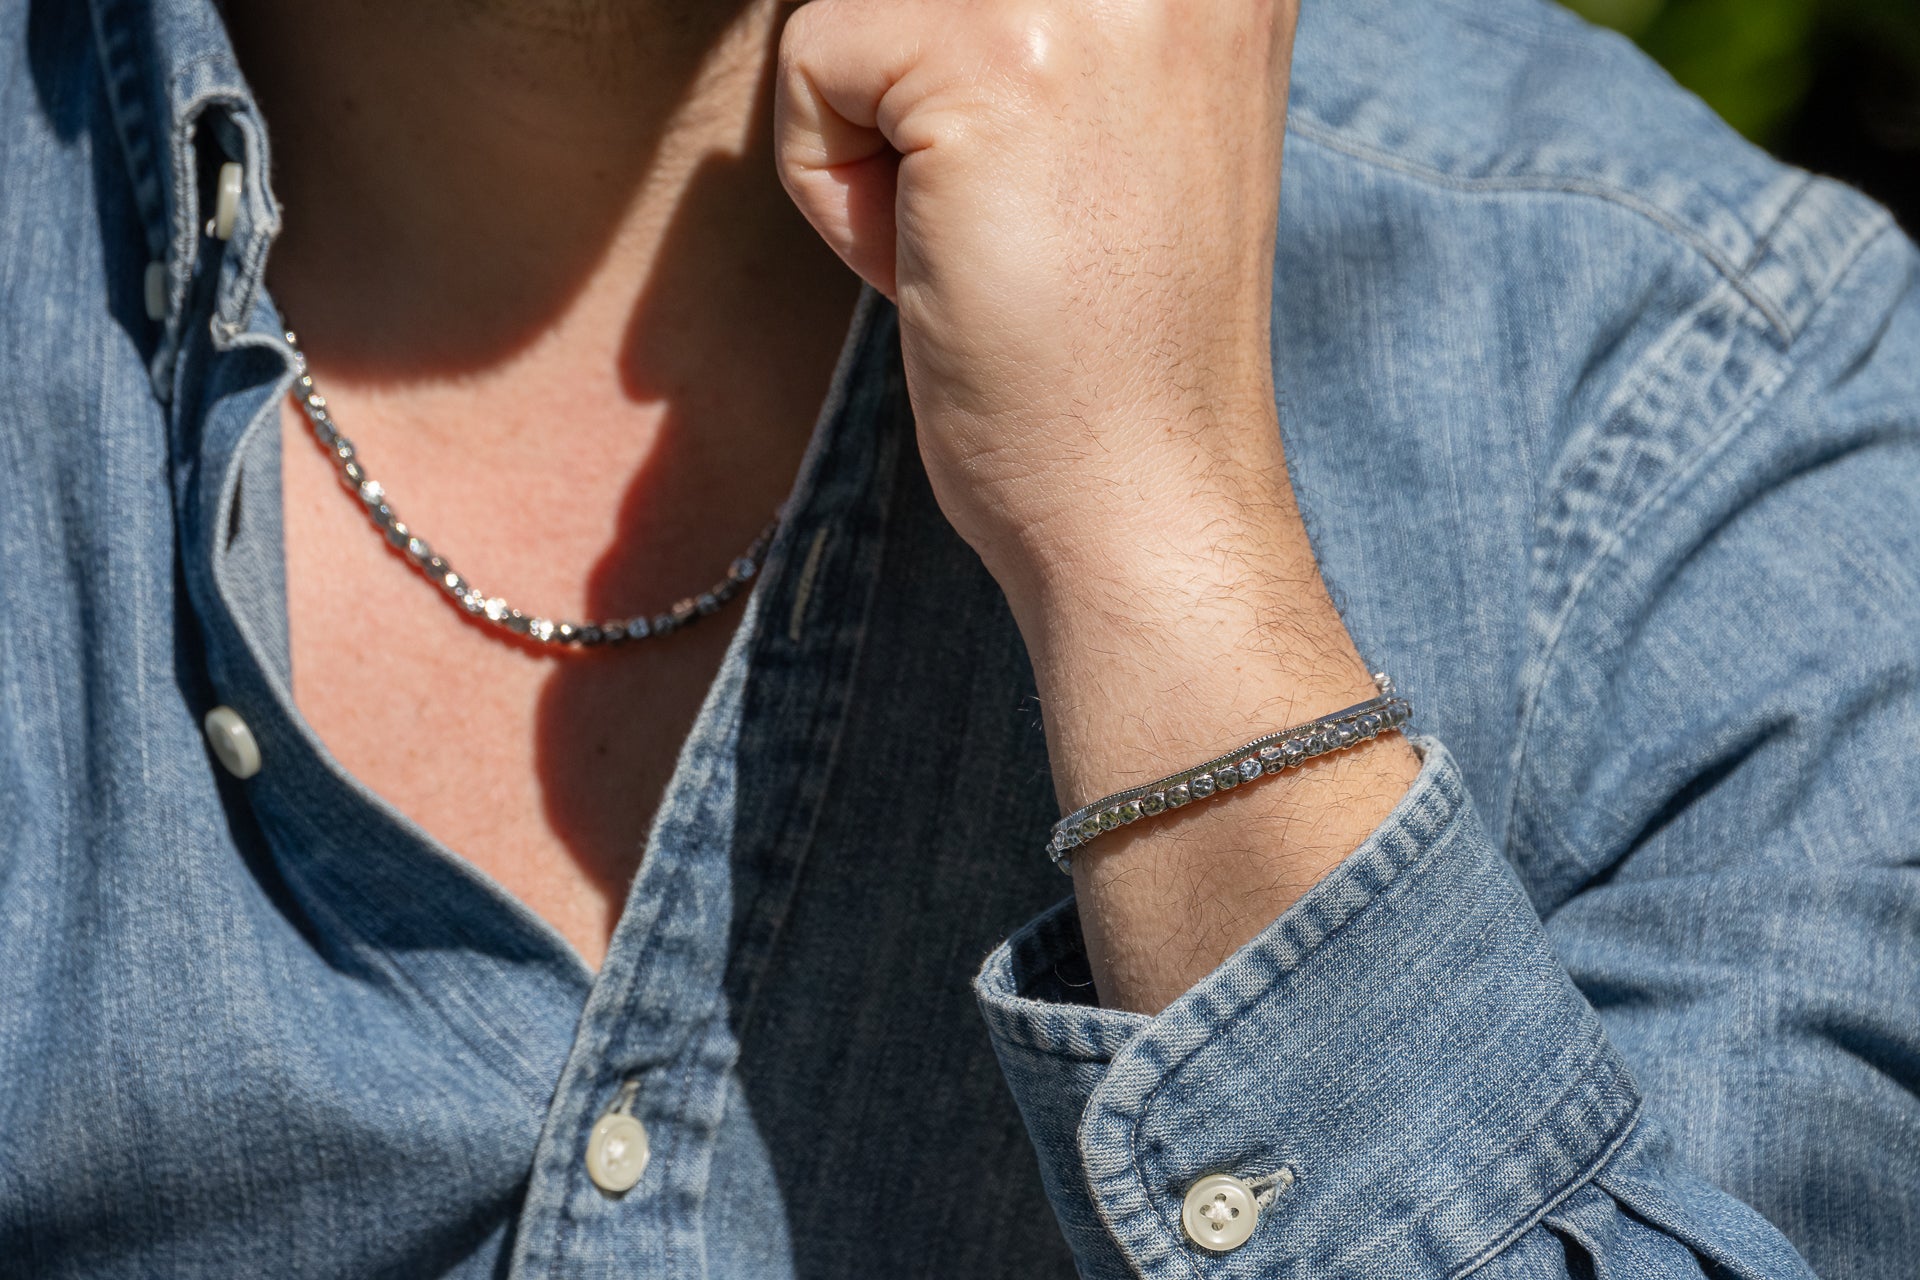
left=1047, top=672, right=1411, bottom=872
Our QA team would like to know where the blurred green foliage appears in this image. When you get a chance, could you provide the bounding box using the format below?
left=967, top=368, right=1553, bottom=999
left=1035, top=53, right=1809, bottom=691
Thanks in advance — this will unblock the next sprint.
left=1563, top=0, right=1920, bottom=145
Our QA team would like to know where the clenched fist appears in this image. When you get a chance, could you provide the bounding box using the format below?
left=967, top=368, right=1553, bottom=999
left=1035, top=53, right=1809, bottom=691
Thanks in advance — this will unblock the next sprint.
left=775, top=0, right=1299, bottom=617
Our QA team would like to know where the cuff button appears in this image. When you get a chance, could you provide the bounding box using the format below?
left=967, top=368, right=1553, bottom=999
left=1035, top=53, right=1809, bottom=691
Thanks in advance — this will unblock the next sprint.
left=1181, top=1173, right=1259, bottom=1252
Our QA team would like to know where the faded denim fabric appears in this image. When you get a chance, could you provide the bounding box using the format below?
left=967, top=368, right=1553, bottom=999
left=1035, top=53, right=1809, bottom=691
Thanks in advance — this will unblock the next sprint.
left=2, top=0, right=1916, bottom=1276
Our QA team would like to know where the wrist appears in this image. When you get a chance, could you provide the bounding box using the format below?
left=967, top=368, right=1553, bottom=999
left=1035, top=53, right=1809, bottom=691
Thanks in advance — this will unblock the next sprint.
left=1026, top=578, right=1391, bottom=820
left=949, top=396, right=1298, bottom=619
left=1053, top=632, right=1421, bottom=1014
left=1006, top=497, right=1367, bottom=803
left=995, top=493, right=1422, bottom=1015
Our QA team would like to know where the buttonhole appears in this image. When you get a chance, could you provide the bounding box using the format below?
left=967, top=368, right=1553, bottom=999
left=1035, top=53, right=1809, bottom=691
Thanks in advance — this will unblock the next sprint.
left=599, top=1077, right=642, bottom=1121
left=786, top=526, right=831, bottom=643
left=1250, top=1166, right=1296, bottom=1208
left=226, top=473, right=245, bottom=551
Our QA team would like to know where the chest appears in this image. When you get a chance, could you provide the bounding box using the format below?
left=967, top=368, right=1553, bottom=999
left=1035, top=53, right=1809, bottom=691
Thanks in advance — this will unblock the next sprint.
left=276, top=401, right=749, bottom=969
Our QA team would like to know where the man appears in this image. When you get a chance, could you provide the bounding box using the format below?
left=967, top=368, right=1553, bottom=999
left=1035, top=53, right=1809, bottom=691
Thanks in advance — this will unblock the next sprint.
left=0, top=0, right=1913, bottom=1274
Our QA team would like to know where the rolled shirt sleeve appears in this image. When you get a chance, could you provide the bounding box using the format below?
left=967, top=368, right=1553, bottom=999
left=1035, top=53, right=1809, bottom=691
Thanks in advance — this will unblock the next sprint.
left=975, top=736, right=1818, bottom=1280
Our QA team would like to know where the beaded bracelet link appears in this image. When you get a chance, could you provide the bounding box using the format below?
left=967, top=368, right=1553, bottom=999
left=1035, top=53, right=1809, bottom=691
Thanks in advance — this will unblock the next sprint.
left=1047, top=672, right=1411, bottom=873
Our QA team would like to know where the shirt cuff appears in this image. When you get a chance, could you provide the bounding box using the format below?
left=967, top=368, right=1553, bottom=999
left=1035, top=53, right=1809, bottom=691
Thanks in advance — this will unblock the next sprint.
left=974, top=735, right=1645, bottom=1280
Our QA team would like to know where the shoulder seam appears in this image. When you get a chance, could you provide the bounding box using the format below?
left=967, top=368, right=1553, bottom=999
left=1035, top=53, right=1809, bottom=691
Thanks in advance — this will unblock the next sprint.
left=1288, top=118, right=1884, bottom=343
left=1424, top=0, right=1610, bottom=53
left=1498, top=217, right=1906, bottom=874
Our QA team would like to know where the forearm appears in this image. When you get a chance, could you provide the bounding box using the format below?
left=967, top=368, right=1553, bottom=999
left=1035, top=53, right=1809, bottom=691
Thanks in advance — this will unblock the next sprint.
left=1002, top=411, right=1421, bottom=1014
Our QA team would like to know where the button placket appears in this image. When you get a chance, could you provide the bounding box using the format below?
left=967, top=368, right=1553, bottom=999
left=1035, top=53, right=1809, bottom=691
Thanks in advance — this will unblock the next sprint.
left=501, top=289, right=894, bottom=1277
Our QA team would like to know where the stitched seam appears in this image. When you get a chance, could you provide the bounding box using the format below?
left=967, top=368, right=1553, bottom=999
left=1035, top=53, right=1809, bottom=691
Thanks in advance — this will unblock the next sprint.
left=987, top=1002, right=1146, bottom=1057
left=86, top=0, right=164, bottom=255
left=1739, top=174, right=1816, bottom=276
left=1034, top=749, right=1463, bottom=1054
left=1501, top=280, right=1788, bottom=865
left=1507, top=404, right=1789, bottom=869
left=1425, top=0, right=1620, bottom=52
left=1107, top=789, right=1632, bottom=1276
left=1112, top=780, right=1470, bottom=1265
left=1289, top=121, right=1795, bottom=338
left=1501, top=217, right=1901, bottom=874
left=1452, top=1098, right=1646, bottom=1279
left=163, top=82, right=261, bottom=319
left=1000, top=1039, right=1128, bottom=1067
left=540, top=756, right=736, bottom=1274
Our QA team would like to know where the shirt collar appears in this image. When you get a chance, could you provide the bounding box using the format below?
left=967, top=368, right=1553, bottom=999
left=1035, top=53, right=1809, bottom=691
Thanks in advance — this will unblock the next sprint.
left=88, top=0, right=281, bottom=395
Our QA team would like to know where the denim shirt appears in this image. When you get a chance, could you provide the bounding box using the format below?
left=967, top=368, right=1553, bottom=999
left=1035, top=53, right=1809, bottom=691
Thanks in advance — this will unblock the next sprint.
left=4, top=0, right=1918, bottom=1276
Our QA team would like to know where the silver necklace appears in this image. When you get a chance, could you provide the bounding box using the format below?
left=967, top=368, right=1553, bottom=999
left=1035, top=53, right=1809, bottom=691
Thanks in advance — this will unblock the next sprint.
left=282, top=328, right=779, bottom=651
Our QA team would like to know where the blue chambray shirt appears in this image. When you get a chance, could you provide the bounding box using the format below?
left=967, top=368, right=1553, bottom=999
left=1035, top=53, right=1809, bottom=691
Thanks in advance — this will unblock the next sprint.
left=2, top=0, right=1917, bottom=1276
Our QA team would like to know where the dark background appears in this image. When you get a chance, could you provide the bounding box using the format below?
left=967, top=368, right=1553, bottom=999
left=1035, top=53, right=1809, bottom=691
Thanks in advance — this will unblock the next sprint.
left=1563, top=0, right=1920, bottom=231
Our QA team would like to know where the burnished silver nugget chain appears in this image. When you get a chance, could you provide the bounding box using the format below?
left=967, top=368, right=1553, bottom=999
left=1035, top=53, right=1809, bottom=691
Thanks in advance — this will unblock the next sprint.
left=282, top=329, right=779, bottom=651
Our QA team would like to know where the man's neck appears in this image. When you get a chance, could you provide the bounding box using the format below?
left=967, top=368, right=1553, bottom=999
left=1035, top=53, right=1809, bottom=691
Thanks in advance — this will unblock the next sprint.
left=221, top=0, right=831, bottom=400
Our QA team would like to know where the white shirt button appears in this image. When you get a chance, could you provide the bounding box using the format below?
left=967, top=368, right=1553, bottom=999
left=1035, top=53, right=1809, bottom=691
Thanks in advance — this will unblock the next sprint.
left=203, top=706, right=262, bottom=780
left=585, top=1113, right=650, bottom=1194
left=1182, top=1173, right=1259, bottom=1252
left=212, top=161, right=243, bottom=241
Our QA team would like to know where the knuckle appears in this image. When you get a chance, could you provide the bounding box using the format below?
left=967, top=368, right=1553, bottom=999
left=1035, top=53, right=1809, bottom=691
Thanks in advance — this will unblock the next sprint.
left=979, top=1, right=1070, bottom=87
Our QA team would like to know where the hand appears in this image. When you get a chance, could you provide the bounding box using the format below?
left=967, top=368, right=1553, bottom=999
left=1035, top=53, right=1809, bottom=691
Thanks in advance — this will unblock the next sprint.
left=776, top=0, right=1421, bottom=1014
left=775, top=0, right=1299, bottom=612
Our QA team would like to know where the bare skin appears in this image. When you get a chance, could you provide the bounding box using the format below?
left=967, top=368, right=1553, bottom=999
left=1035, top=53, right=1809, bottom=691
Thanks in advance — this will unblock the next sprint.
left=228, top=0, right=862, bottom=969
left=231, top=0, right=1420, bottom=1009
